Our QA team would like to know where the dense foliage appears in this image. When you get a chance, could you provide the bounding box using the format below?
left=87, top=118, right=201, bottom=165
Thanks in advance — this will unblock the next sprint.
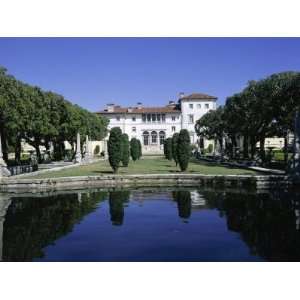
left=172, top=133, right=179, bottom=166
left=0, top=67, right=108, bottom=162
left=121, top=133, right=130, bottom=167
left=164, top=138, right=173, bottom=160
left=195, top=71, right=300, bottom=166
left=177, top=129, right=191, bottom=171
left=108, top=127, right=122, bottom=173
left=130, top=138, right=139, bottom=161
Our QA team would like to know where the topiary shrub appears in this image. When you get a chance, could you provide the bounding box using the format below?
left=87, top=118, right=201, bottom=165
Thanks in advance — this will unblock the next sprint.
left=130, top=138, right=139, bottom=161
left=172, top=133, right=179, bottom=166
left=108, top=127, right=122, bottom=173
left=137, top=139, right=142, bottom=159
left=121, top=133, right=130, bottom=167
left=177, top=129, right=190, bottom=171
left=164, top=138, right=173, bottom=160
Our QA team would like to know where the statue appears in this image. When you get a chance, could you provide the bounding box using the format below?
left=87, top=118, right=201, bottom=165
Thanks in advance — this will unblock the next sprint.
left=75, top=132, right=82, bottom=163
left=83, top=135, right=93, bottom=162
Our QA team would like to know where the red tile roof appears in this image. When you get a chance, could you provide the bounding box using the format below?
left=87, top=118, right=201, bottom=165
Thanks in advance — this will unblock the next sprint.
left=97, top=105, right=181, bottom=114
left=180, top=93, right=217, bottom=100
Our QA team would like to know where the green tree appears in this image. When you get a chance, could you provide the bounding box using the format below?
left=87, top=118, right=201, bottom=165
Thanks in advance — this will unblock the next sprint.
left=121, top=133, right=130, bottom=167
left=108, top=127, right=122, bottom=173
left=130, top=138, right=139, bottom=161
left=177, top=129, right=190, bottom=171
left=172, top=133, right=179, bottom=166
left=195, top=107, right=225, bottom=158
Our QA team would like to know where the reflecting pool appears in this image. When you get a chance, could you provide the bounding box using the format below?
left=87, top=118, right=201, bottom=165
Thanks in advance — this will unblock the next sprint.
left=1, top=187, right=300, bottom=262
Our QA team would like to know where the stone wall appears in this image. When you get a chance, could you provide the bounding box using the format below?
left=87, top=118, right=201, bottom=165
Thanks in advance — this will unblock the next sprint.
left=0, top=174, right=291, bottom=194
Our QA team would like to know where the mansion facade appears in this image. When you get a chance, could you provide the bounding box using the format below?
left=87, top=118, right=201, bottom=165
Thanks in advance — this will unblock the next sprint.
left=97, top=92, right=217, bottom=154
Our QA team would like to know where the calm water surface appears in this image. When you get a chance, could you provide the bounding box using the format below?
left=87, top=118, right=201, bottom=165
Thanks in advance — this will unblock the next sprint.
left=1, top=188, right=300, bottom=262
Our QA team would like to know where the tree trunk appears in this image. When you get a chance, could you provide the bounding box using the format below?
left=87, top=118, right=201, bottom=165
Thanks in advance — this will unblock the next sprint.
left=34, top=140, right=41, bottom=163
left=14, top=136, right=22, bottom=163
left=1, top=130, right=8, bottom=162
left=250, top=136, right=256, bottom=159
left=231, top=135, right=237, bottom=159
left=259, top=136, right=265, bottom=163
left=243, top=135, right=249, bottom=159
left=284, top=131, right=289, bottom=167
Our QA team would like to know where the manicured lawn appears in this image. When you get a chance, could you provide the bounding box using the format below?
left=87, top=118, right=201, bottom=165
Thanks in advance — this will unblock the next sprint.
left=28, top=157, right=257, bottom=179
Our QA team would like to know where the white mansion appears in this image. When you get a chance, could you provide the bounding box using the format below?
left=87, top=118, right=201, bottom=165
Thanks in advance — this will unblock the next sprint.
left=97, top=92, right=217, bottom=154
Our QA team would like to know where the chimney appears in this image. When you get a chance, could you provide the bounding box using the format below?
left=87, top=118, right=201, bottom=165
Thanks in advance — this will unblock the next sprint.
left=179, top=92, right=185, bottom=99
left=137, top=102, right=142, bottom=109
left=106, top=103, right=115, bottom=112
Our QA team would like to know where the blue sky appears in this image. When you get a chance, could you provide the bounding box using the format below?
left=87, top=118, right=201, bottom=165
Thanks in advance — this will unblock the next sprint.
left=0, top=37, right=300, bottom=111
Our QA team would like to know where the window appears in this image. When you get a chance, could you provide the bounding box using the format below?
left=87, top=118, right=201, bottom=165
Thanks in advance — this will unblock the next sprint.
left=189, top=103, right=193, bottom=109
left=172, top=116, right=176, bottom=121
left=159, top=131, right=165, bottom=145
left=151, top=131, right=157, bottom=144
left=142, top=114, right=146, bottom=122
left=172, top=126, right=176, bottom=132
left=132, top=116, right=136, bottom=122
left=116, top=116, right=120, bottom=121
left=147, top=114, right=151, bottom=122
left=143, top=131, right=149, bottom=145
left=152, top=114, right=156, bottom=122
left=132, top=127, right=136, bottom=132
left=157, top=114, right=161, bottom=122
left=197, top=104, right=201, bottom=109
left=162, top=114, right=166, bottom=122
left=188, top=114, right=194, bottom=124
left=205, top=103, right=209, bottom=109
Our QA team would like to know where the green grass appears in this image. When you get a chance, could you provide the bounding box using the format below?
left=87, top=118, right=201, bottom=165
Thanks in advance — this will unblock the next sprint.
left=28, top=157, right=257, bottom=179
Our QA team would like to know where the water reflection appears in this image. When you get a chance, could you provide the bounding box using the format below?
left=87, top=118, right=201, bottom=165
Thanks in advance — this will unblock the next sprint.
left=1, top=192, right=107, bottom=261
left=0, top=188, right=300, bottom=261
left=172, top=191, right=192, bottom=220
left=109, top=191, right=130, bottom=225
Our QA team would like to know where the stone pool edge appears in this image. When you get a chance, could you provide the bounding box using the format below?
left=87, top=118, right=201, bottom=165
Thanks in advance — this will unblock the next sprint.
left=0, top=173, right=292, bottom=193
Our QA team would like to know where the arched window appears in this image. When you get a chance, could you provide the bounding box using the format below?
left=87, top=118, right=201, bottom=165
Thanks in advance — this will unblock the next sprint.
left=159, top=131, right=165, bottom=145
left=151, top=131, right=157, bottom=144
left=143, top=131, right=149, bottom=146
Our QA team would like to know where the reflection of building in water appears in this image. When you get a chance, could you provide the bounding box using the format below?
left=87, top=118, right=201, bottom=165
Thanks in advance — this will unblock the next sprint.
left=0, top=195, right=11, bottom=262
left=190, top=191, right=206, bottom=208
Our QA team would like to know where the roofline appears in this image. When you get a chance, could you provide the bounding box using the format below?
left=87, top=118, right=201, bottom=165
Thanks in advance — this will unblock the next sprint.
left=96, top=110, right=182, bottom=114
left=180, top=97, right=217, bottom=101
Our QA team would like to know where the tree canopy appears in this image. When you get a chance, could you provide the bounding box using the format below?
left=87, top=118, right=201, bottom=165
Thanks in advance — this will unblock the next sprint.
left=0, top=67, right=108, bottom=162
left=195, top=71, right=300, bottom=165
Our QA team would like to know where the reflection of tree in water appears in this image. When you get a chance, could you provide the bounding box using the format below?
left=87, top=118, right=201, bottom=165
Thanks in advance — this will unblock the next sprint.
left=203, top=190, right=300, bottom=261
left=109, top=191, right=130, bottom=226
left=172, top=191, right=191, bottom=219
left=3, top=191, right=107, bottom=262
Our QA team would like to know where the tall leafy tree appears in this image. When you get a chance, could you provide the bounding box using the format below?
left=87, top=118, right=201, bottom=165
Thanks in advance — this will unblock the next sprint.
left=195, top=107, right=225, bottom=157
